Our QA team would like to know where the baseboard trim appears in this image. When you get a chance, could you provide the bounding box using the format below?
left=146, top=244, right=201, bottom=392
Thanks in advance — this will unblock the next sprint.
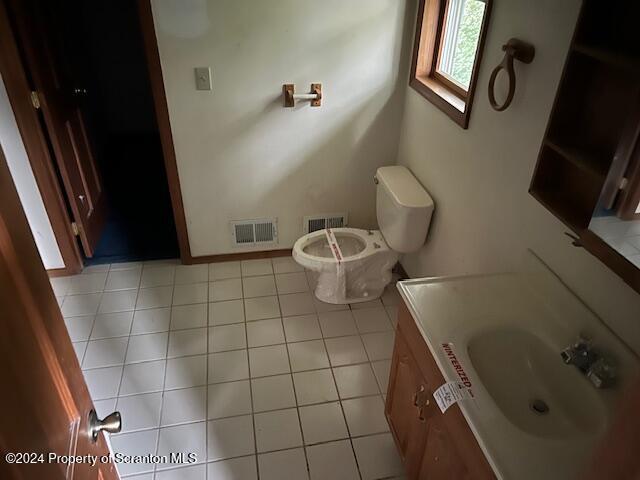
left=47, top=266, right=81, bottom=277
left=187, top=249, right=293, bottom=264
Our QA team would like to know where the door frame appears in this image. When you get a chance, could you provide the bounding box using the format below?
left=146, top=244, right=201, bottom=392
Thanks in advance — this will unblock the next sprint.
left=0, top=0, right=83, bottom=275
left=138, top=0, right=192, bottom=262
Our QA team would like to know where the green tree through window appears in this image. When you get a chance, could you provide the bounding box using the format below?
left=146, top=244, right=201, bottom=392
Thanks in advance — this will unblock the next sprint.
left=450, top=0, right=485, bottom=88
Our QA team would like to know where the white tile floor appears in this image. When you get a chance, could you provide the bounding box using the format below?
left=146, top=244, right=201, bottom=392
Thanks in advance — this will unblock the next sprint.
left=51, top=257, right=405, bottom=480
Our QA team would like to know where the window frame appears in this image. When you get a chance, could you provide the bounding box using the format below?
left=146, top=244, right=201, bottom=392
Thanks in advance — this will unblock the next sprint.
left=409, top=0, right=492, bottom=129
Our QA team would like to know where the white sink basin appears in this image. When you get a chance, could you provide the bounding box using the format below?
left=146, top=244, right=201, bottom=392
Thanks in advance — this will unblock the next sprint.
left=467, top=327, right=609, bottom=439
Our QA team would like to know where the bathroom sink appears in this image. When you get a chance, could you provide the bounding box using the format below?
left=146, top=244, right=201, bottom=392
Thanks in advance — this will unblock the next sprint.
left=398, top=264, right=639, bottom=480
left=467, top=327, right=609, bottom=439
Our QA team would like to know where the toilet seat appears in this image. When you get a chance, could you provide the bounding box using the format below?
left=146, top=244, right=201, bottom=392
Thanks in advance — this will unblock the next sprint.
left=293, top=228, right=388, bottom=268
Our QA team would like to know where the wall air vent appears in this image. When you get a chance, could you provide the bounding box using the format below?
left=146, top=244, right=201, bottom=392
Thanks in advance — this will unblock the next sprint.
left=303, top=213, right=348, bottom=233
left=231, top=218, right=278, bottom=247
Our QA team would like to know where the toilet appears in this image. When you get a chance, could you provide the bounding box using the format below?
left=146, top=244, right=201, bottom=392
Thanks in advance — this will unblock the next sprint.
left=293, top=165, right=434, bottom=304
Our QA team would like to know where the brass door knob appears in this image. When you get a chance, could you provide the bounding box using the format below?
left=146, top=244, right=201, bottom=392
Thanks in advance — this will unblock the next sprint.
left=88, top=409, right=122, bottom=442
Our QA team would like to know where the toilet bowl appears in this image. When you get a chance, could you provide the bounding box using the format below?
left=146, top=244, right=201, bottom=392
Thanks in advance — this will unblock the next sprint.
left=292, top=228, right=399, bottom=304
left=293, top=166, right=434, bottom=304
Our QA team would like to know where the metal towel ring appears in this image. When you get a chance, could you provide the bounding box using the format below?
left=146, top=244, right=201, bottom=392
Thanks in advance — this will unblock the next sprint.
left=488, top=38, right=535, bottom=112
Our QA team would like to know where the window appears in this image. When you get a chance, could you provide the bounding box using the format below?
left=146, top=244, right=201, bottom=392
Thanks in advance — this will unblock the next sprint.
left=410, top=0, right=492, bottom=128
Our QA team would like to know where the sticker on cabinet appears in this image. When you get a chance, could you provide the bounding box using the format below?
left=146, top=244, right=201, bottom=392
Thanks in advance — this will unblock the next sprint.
left=433, top=381, right=473, bottom=413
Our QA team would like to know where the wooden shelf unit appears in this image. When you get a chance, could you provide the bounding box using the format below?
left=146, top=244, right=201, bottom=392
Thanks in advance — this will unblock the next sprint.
left=530, top=0, right=640, bottom=294
left=530, top=0, right=640, bottom=234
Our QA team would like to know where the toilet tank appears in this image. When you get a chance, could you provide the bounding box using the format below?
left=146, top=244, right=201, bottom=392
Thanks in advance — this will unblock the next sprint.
left=375, top=166, right=434, bottom=253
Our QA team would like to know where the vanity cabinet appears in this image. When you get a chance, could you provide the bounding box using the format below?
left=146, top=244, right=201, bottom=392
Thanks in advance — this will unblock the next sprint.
left=385, top=302, right=495, bottom=480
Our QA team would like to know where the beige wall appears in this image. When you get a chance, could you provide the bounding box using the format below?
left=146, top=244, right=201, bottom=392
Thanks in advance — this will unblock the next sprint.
left=151, top=0, right=413, bottom=256
left=397, top=0, right=640, bottom=354
left=151, top=0, right=640, bottom=352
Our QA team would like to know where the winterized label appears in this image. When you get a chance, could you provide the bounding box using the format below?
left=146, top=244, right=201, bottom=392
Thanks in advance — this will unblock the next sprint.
left=441, top=343, right=474, bottom=397
left=324, top=228, right=343, bottom=263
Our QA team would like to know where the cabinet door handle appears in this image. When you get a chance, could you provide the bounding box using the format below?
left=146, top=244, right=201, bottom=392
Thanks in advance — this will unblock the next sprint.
left=413, top=385, right=426, bottom=407
left=418, top=407, right=426, bottom=422
left=418, top=398, right=431, bottom=422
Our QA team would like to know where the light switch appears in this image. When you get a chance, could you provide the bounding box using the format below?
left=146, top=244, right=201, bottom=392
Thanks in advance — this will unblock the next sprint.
left=195, top=67, right=212, bottom=91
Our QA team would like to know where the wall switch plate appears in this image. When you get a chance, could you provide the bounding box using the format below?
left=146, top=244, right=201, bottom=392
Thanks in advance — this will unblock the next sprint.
left=195, top=67, right=212, bottom=91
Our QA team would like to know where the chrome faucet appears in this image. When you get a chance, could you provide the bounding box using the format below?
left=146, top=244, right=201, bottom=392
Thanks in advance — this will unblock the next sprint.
left=560, top=336, right=616, bottom=389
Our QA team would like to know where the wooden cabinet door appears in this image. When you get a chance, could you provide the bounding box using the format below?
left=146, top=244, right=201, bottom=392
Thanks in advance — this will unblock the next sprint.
left=390, top=303, right=496, bottom=480
left=386, top=332, right=431, bottom=479
left=419, top=416, right=469, bottom=479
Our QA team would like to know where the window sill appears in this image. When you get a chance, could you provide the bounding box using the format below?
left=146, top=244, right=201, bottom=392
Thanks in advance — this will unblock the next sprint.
left=410, top=75, right=469, bottom=128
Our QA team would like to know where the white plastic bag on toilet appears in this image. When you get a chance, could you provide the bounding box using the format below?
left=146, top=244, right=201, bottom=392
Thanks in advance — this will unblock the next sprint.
left=346, top=253, right=396, bottom=301
left=310, top=229, right=397, bottom=304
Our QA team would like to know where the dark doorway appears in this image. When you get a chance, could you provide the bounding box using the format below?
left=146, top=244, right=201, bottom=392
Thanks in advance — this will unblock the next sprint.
left=57, top=0, right=179, bottom=265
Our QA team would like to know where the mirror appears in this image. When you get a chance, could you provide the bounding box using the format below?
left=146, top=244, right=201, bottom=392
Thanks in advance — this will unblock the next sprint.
left=587, top=159, right=640, bottom=290
left=589, top=214, right=640, bottom=268
left=589, top=215, right=640, bottom=269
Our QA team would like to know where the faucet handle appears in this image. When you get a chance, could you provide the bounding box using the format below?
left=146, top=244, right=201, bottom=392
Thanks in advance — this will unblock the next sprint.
left=560, top=335, right=594, bottom=367
left=560, top=349, right=573, bottom=364
left=587, top=357, right=616, bottom=389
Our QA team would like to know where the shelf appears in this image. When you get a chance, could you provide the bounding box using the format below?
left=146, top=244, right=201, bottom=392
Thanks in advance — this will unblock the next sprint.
left=529, top=188, right=588, bottom=233
left=544, top=140, right=609, bottom=180
left=530, top=145, right=604, bottom=232
left=546, top=52, right=638, bottom=169
left=573, top=43, right=640, bottom=75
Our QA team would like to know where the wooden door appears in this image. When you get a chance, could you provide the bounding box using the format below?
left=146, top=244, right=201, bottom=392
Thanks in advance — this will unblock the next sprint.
left=0, top=147, right=118, bottom=479
left=4, top=0, right=107, bottom=257
left=613, top=138, right=640, bottom=221
left=385, top=332, right=430, bottom=479
left=598, top=94, right=640, bottom=222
